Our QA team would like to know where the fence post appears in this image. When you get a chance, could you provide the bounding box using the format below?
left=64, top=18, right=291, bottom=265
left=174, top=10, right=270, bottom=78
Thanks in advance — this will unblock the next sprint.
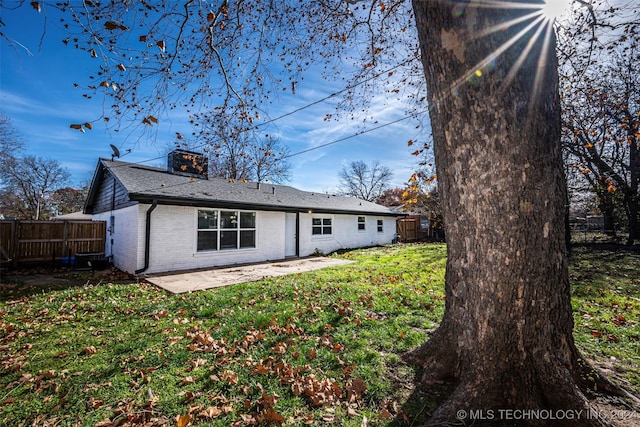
left=11, top=220, right=18, bottom=268
left=62, top=220, right=69, bottom=256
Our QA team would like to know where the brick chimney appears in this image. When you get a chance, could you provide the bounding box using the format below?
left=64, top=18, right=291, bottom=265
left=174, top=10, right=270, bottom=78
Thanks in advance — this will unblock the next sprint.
left=167, top=150, right=208, bottom=179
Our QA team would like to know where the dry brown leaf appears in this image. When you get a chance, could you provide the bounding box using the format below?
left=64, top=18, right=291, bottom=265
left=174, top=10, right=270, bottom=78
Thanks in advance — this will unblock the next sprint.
left=378, top=409, right=392, bottom=419
left=200, top=406, right=223, bottom=419
left=221, top=370, right=238, bottom=385
left=89, top=399, right=104, bottom=409
left=260, top=407, right=285, bottom=425
left=180, top=376, right=195, bottom=385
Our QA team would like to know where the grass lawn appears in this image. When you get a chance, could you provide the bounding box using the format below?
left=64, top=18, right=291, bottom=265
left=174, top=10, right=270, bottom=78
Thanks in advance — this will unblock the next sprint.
left=1, top=243, right=638, bottom=426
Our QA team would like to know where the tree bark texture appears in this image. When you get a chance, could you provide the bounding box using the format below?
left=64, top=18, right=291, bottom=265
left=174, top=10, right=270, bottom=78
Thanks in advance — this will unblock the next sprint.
left=405, top=1, right=617, bottom=425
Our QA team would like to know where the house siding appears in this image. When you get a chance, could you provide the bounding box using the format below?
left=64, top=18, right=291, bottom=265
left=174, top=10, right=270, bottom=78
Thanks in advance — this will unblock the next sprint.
left=298, top=213, right=396, bottom=257
left=91, top=171, right=134, bottom=214
left=93, top=204, right=140, bottom=274
left=101, top=205, right=396, bottom=275
left=140, top=205, right=286, bottom=275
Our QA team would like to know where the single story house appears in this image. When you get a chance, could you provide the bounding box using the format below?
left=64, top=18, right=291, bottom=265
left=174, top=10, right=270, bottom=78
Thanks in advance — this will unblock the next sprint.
left=84, top=150, right=402, bottom=275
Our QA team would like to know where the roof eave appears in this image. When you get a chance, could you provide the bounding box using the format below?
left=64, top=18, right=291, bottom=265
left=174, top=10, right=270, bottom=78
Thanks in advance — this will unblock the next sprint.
left=129, top=193, right=402, bottom=217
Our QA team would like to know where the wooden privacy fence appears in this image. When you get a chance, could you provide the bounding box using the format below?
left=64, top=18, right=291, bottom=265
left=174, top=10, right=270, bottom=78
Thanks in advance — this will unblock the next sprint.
left=0, top=220, right=106, bottom=268
left=396, top=216, right=432, bottom=243
left=397, top=217, right=421, bottom=243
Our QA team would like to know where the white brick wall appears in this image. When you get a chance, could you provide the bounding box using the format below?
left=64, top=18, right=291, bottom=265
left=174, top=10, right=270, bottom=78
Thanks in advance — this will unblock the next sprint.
left=298, top=213, right=396, bottom=256
left=95, top=204, right=396, bottom=274
left=93, top=204, right=141, bottom=274
left=143, top=205, right=286, bottom=274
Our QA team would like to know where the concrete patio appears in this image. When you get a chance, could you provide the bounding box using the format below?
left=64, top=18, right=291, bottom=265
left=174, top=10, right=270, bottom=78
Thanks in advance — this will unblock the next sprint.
left=144, top=257, right=355, bottom=294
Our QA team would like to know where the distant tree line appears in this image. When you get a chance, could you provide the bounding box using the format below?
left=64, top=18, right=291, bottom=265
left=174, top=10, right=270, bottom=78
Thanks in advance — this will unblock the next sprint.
left=0, top=113, right=85, bottom=220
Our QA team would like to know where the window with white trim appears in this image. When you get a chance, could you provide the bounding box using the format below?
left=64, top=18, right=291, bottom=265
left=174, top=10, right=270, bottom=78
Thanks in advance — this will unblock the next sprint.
left=377, top=219, right=384, bottom=233
left=197, top=209, right=256, bottom=251
left=358, top=216, right=366, bottom=231
left=312, top=217, right=332, bottom=236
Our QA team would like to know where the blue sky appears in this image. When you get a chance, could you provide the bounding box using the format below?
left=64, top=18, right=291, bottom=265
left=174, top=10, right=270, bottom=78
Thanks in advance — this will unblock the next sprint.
left=1, top=3, right=426, bottom=193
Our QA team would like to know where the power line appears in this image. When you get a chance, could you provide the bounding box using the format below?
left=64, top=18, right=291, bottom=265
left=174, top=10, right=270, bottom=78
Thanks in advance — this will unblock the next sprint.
left=108, top=58, right=418, bottom=168
left=279, top=109, right=428, bottom=160
left=255, top=59, right=413, bottom=129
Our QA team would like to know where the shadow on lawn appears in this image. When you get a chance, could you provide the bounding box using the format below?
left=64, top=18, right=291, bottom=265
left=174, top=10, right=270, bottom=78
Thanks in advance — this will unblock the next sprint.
left=0, top=265, right=136, bottom=301
left=392, top=246, right=640, bottom=426
left=570, top=247, right=640, bottom=296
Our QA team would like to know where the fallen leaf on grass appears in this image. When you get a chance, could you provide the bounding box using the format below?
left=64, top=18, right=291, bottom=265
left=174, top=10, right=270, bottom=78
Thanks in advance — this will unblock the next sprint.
left=191, top=358, right=208, bottom=369
left=89, top=398, right=104, bottom=409
left=273, top=342, right=287, bottom=354
left=322, top=413, right=335, bottom=422
left=259, top=407, right=285, bottom=425
left=378, top=409, right=392, bottom=419
left=176, top=413, right=192, bottom=427
left=343, top=364, right=356, bottom=378
left=200, top=406, right=223, bottom=419
left=184, top=391, right=196, bottom=403
left=346, top=377, right=367, bottom=402
left=612, top=315, right=627, bottom=326
left=180, top=376, right=195, bottom=385
left=258, top=391, right=279, bottom=408
left=221, top=370, right=238, bottom=385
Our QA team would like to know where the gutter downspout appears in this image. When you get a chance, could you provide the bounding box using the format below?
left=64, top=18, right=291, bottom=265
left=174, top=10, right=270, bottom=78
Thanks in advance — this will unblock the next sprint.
left=135, top=200, right=157, bottom=275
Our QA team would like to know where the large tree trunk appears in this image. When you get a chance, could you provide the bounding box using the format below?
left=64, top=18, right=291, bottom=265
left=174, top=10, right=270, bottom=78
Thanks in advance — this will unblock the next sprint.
left=625, top=112, right=640, bottom=245
left=596, top=187, right=617, bottom=237
left=404, top=2, right=621, bottom=425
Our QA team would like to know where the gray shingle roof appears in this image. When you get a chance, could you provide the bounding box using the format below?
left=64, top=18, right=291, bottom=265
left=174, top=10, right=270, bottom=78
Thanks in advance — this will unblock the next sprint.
left=89, top=159, right=401, bottom=216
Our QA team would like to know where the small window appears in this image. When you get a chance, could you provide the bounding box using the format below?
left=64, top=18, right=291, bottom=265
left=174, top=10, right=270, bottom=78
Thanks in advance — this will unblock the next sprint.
left=240, top=212, right=256, bottom=228
left=358, top=216, right=366, bottom=231
left=220, top=211, right=238, bottom=229
left=312, top=217, right=332, bottom=236
left=197, top=210, right=218, bottom=251
left=220, top=230, right=238, bottom=250
left=377, top=219, right=384, bottom=233
left=240, top=230, right=256, bottom=248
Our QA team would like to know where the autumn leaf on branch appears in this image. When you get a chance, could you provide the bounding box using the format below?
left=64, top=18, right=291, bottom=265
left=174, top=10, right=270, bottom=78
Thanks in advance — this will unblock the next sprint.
left=142, top=115, right=159, bottom=126
left=104, top=21, right=129, bottom=31
left=69, top=122, right=94, bottom=133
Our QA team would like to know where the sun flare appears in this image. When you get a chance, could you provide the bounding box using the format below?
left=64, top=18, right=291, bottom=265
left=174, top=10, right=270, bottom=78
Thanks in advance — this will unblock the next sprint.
left=540, top=0, right=572, bottom=23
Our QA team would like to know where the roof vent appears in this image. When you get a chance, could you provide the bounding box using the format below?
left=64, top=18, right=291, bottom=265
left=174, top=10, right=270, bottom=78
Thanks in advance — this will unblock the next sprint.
left=167, top=150, right=208, bottom=179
